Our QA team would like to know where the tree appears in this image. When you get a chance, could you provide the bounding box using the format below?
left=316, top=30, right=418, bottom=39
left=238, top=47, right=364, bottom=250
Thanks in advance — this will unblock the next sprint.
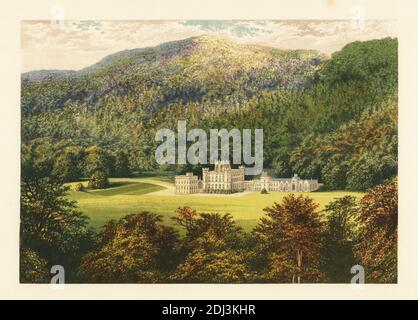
left=22, top=38, right=397, bottom=194
left=347, top=149, right=397, bottom=191
left=170, top=207, right=252, bottom=283
left=253, top=194, right=323, bottom=283
left=272, top=159, right=291, bottom=178
left=321, top=196, right=358, bottom=282
left=170, top=232, right=252, bottom=283
left=321, top=161, right=348, bottom=190
left=84, top=146, right=113, bottom=176
left=355, top=177, right=397, bottom=283
left=78, top=212, right=179, bottom=283
left=113, top=150, right=130, bottom=177
left=160, top=163, right=175, bottom=172
left=20, top=248, right=49, bottom=283
left=52, top=147, right=84, bottom=182
left=175, top=164, right=192, bottom=175
left=88, top=170, right=109, bottom=189
left=21, top=159, right=93, bottom=282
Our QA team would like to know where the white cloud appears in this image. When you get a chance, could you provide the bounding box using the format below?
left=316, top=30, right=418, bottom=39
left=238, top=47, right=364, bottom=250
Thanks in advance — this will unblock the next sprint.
left=21, top=20, right=397, bottom=72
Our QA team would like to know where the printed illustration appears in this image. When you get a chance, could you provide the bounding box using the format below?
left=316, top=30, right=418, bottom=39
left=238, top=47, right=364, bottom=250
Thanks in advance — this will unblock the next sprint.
left=21, top=20, right=397, bottom=283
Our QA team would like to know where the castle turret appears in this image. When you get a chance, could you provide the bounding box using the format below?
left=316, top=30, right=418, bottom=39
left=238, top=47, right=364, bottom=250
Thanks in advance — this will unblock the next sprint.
left=215, top=159, right=231, bottom=172
left=260, top=171, right=272, bottom=191
left=202, top=167, right=209, bottom=192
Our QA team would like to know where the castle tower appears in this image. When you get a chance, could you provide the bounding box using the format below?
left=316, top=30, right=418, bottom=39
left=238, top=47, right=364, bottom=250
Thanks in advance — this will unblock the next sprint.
left=215, top=159, right=231, bottom=172
left=291, top=173, right=300, bottom=192
left=202, top=167, right=209, bottom=192
left=260, top=171, right=272, bottom=191
left=238, top=165, right=245, bottom=190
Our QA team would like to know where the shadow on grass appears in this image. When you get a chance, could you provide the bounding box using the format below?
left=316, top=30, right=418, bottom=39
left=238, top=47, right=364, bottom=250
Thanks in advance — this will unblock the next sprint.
left=86, top=181, right=165, bottom=197
left=132, top=171, right=175, bottom=183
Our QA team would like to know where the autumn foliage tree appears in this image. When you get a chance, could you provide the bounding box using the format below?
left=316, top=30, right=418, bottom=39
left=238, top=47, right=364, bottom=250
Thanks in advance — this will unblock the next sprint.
left=170, top=207, right=253, bottom=283
left=253, top=194, right=323, bottom=283
left=355, top=177, right=397, bottom=283
left=20, top=248, right=49, bottom=283
left=78, top=212, right=179, bottom=283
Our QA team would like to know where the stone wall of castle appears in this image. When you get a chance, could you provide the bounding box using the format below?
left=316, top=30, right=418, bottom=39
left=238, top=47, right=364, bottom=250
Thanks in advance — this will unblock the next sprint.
left=201, top=160, right=245, bottom=193
left=175, top=172, right=199, bottom=194
left=174, top=161, right=320, bottom=194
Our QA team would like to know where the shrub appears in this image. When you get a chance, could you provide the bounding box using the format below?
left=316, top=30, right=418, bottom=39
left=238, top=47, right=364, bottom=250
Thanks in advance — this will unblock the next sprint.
left=260, top=188, right=268, bottom=194
left=73, top=182, right=84, bottom=191
left=88, top=170, right=109, bottom=189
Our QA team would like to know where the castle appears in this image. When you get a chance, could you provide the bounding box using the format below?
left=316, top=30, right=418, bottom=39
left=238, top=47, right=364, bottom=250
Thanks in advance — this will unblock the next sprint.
left=174, top=160, right=320, bottom=194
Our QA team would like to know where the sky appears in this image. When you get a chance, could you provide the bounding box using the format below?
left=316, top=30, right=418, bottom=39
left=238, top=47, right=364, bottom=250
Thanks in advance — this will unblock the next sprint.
left=21, top=20, right=397, bottom=72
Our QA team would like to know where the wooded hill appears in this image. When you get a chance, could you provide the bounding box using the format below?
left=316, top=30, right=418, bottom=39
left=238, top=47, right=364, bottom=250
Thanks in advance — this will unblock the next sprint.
left=21, top=36, right=398, bottom=191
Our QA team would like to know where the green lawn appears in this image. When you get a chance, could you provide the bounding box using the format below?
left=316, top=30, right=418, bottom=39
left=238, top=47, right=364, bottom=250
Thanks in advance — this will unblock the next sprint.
left=67, top=177, right=363, bottom=232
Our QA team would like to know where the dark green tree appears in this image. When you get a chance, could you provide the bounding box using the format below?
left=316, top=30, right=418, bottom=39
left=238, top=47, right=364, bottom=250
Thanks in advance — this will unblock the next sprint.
left=88, top=170, right=109, bottom=189
left=113, top=150, right=130, bottom=177
left=52, top=146, right=84, bottom=182
left=321, top=161, right=348, bottom=190
left=84, top=146, right=113, bottom=176
left=21, top=157, right=93, bottom=282
left=321, top=196, right=358, bottom=282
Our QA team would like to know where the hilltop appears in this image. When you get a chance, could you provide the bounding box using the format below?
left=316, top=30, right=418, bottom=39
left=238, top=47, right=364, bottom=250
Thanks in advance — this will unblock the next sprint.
left=21, top=35, right=324, bottom=115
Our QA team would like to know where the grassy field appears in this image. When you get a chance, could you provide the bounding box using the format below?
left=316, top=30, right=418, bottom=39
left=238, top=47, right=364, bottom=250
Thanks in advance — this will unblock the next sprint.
left=67, top=177, right=363, bottom=232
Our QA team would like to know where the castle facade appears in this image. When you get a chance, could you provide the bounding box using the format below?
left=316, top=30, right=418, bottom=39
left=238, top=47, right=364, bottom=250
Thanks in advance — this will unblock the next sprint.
left=174, top=160, right=320, bottom=194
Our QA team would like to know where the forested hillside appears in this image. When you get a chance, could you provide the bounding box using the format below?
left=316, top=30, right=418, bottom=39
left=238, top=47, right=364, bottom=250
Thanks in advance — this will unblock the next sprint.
left=22, top=35, right=322, bottom=115
left=21, top=36, right=397, bottom=191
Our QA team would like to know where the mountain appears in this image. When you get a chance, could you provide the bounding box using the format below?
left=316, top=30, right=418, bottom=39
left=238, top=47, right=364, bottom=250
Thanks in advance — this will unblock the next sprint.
left=21, top=35, right=324, bottom=115
left=21, top=36, right=398, bottom=190
left=21, top=70, right=76, bottom=82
